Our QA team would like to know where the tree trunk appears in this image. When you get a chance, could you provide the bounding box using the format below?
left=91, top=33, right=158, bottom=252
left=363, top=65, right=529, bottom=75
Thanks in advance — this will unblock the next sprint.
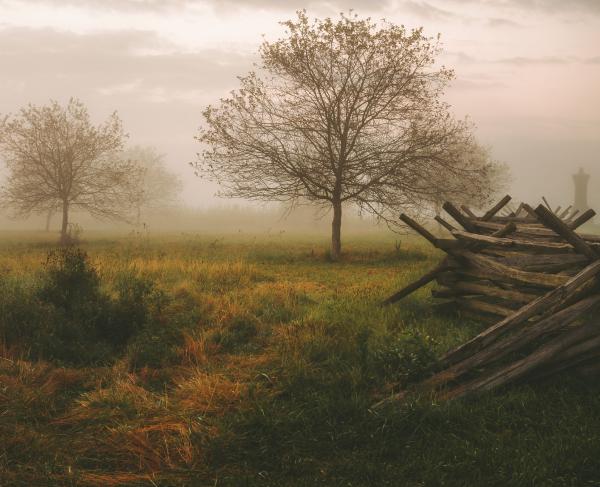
left=60, top=200, right=69, bottom=244
left=331, top=199, right=342, bottom=261
left=45, top=208, right=54, bottom=232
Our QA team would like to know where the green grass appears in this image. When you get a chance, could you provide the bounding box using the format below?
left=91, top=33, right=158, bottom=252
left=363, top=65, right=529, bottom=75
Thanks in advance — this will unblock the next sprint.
left=0, top=231, right=599, bottom=486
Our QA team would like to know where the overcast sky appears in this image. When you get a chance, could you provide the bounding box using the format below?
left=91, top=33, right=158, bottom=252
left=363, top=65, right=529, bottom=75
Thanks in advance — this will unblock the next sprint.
left=1, top=0, right=599, bottom=209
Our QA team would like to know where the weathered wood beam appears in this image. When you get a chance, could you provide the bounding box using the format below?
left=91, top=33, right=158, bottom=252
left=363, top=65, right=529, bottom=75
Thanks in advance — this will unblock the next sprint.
left=458, top=298, right=515, bottom=318
left=457, top=250, right=570, bottom=289
left=427, top=294, right=600, bottom=389
left=400, top=214, right=439, bottom=248
left=435, top=215, right=456, bottom=232
left=488, top=216, right=540, bottom=224
left=472, top=220, right=600, bottom=244
left=443, top=318, right=600, bottom=400
left=534, top=204, right=598, bottom=260
left=542, top=196, right=552, bottom=211
left=461, top=205, right=477, bottom=218
left=433, top=281, right=539, bottom=304
left=441, top=259, right=600, bottom=366
left=472, top=220, right=557, bottom=237
left=559, top=205, right=572, bottom=219
left=382, top=260, right=450, bottom=306
left=569, top=209, right=596, bottom=230
left=491, top=222, right=517, bottom=238
left=506, top=203, right=517, bottom=214
left=442, top=202, right=477, bottom=232
left=551, top=334, right=600, bottom=368
left=371, top=311, right=600, bottom=410
left=455, top=266, right=562, bottom=291
left=452, top=230, right=576, bottom=253
left=513, top=203, right=526, bottom=218
left=480, top=251, right=588, bottom=273
left=521, top=203, right=540, bottom=220
left=435, top=239, right=463, bottom=251
left=565, top=208, right=580, bottom=223
left=482, top=195, right=512, bottom=221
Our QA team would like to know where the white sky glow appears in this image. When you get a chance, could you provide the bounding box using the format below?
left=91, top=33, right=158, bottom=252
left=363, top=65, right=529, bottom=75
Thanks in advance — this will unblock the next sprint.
left=0, top=0, right=599, bottom=208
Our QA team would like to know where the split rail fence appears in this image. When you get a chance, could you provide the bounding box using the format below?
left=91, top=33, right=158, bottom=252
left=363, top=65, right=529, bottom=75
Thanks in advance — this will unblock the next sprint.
left=376, top=196, right=600, bottom=407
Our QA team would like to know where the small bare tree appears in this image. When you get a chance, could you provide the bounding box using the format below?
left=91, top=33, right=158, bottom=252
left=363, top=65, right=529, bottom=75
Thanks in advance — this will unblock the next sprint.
left=0, top=98, right=137, bottom=243
left=124, top=146, right=183, bottom=225
left=196, top=12, right=502, bottom=260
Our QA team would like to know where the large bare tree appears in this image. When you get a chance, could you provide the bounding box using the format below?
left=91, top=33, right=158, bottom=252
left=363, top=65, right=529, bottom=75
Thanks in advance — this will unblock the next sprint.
left=196, top=12, right=502, bottom=260
left=0, top=98, right=137, bottom=243
left=124, top=145, right=183, bottom=225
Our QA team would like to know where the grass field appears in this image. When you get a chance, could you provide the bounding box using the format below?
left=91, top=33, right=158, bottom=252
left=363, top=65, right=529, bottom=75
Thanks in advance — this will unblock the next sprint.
left=1, top=230, right=600, bottom=486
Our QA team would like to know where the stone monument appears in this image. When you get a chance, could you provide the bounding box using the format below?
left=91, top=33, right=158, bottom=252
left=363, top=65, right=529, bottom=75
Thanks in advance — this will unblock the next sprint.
left=573, top=167, right=591, bottom=213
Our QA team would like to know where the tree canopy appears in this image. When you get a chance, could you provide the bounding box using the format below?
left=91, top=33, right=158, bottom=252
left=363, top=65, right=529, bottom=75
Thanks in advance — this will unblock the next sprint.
left=196, top=11, right=504, bottom=259
left=124, top=146, right=183, bottom=225
left=0, top=98, right=137, bottom=243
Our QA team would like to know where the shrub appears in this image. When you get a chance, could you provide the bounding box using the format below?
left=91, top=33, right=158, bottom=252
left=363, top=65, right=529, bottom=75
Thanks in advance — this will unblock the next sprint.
left=33, top=247, right=117, bottom=362
left=106, top=272, right=167, bottom=347
left=0, top=247, right=175, bottom=366
left=0, top=275, right=47, bottom=351
left=38, top=247, right=101, bottom=314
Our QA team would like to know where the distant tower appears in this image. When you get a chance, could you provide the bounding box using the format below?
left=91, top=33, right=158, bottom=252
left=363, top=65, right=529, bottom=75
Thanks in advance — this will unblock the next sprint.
left=573, top=167, right=591, bottom=212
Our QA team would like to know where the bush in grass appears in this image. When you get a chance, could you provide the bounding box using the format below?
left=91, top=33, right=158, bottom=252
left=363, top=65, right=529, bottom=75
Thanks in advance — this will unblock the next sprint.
left=38, top=247, right=101, bottom=313
left=32, top=247, right=111, bottom=362
left=108, top=271, right=168, bottom=347
left=0, top=246, right=177, bottom=365
left=0, top=275, right=48, bottom=352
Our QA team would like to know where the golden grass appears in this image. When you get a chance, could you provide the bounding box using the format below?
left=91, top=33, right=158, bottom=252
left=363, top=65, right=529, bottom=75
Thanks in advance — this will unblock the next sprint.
left=174, top=368, right=246, bottom=415
left=0, top=231, right=435, bottom=484
left=104, top=419, right=196, bottom=472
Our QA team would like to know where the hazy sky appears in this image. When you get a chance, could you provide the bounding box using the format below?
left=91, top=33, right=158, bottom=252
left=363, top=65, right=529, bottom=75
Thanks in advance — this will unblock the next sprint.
left=1, top=0, right=599, bottom=209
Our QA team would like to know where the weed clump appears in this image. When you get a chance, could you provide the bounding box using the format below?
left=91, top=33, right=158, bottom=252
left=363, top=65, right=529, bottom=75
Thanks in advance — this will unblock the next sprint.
left=371, top=331, right=439, bottom=384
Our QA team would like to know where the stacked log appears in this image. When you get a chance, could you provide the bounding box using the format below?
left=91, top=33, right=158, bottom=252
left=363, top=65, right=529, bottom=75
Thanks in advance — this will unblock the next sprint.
left=376, top=196, right=600, bottom=407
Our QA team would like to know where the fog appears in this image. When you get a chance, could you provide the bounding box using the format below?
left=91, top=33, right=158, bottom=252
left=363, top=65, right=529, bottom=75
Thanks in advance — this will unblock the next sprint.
left=0, top=0, right=599, bottom=226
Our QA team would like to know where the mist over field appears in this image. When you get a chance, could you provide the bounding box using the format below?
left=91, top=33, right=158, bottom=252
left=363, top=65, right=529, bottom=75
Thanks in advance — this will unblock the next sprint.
left=0, top=0, right=599, bottom=220
left=2, top=2, right=600, bottom=487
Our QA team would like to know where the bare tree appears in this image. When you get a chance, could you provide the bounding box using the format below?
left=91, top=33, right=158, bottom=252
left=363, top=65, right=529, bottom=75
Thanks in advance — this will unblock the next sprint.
left=0, top=98, right=138, bottom=243
left=195, top=12, right=503, bottom=260
left=124, top=145, right=183, bottom=225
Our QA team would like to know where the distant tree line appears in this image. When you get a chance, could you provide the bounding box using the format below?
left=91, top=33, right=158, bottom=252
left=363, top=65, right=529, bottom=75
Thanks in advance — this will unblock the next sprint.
left=0, top=12, right=510, bottom=256
left=0, top=99, right=181, bottom=243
